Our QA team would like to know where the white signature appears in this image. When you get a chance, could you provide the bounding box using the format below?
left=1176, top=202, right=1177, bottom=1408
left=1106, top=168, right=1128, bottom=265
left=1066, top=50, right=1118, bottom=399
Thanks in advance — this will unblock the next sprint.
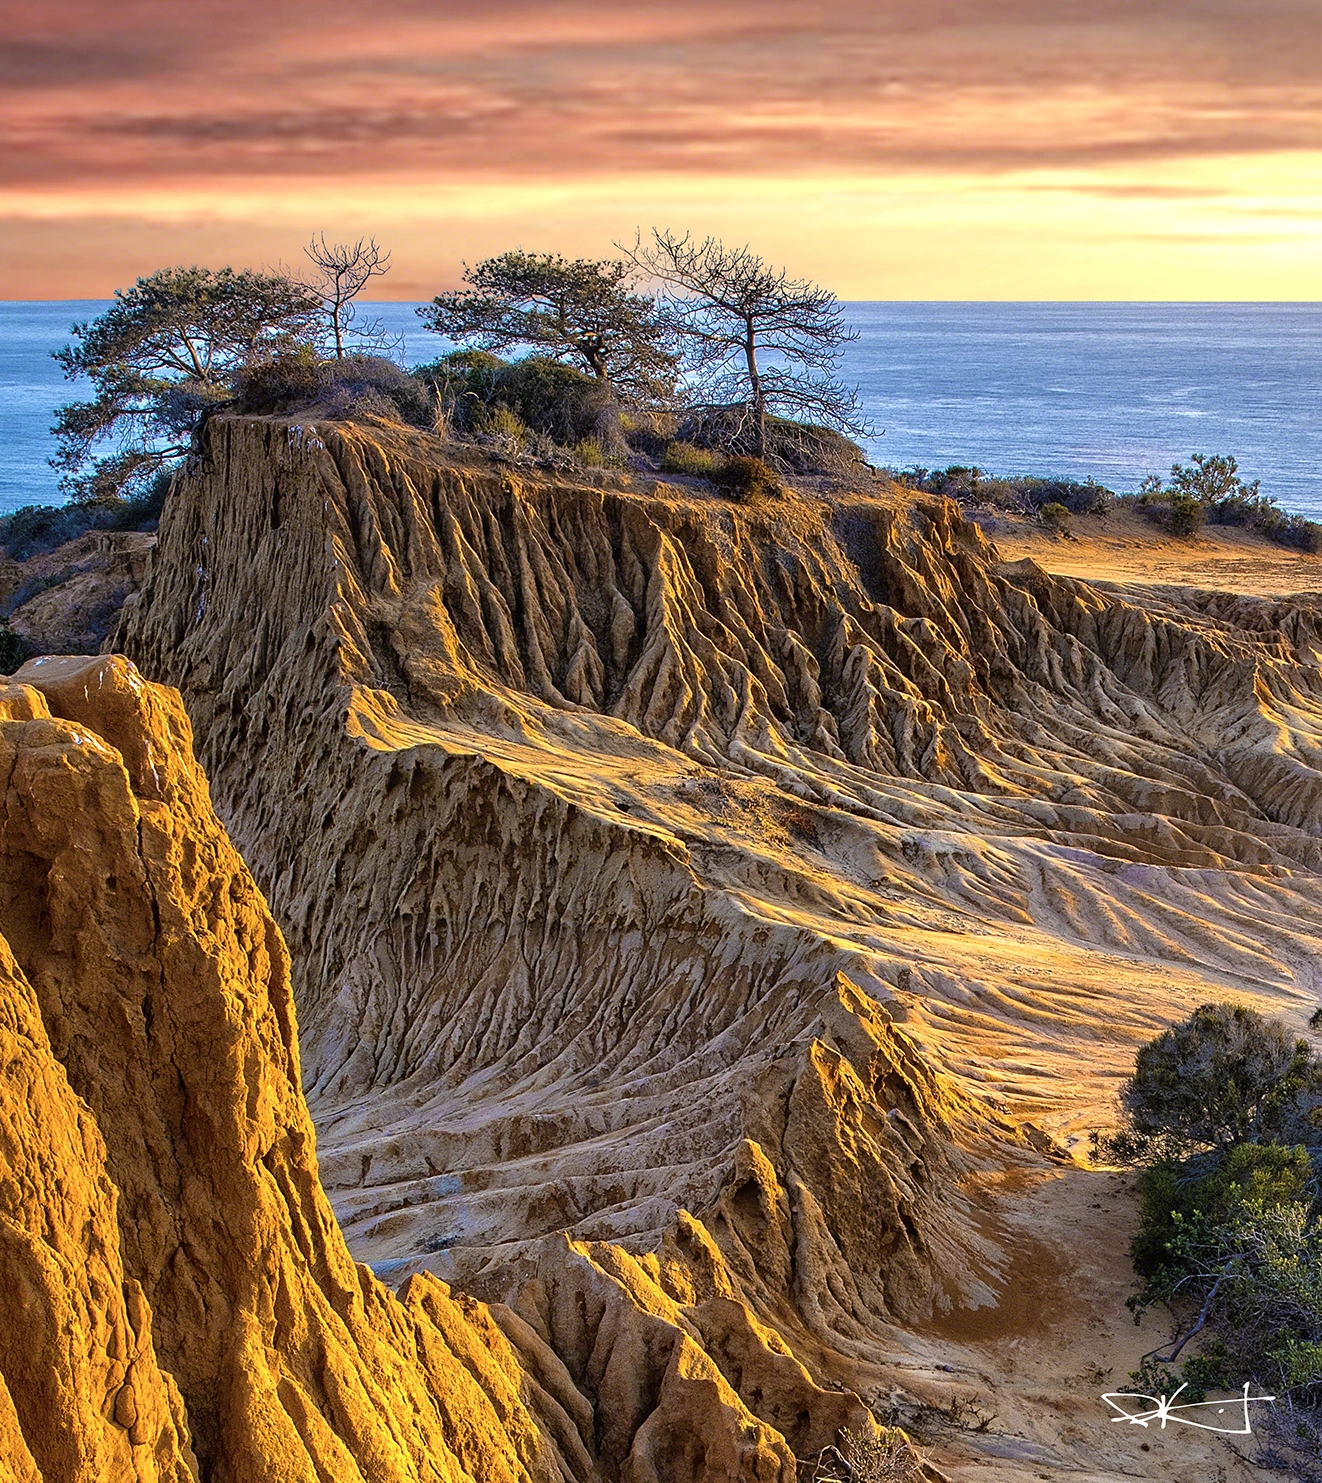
left=1103, top=1381, right=1276, bottom=1436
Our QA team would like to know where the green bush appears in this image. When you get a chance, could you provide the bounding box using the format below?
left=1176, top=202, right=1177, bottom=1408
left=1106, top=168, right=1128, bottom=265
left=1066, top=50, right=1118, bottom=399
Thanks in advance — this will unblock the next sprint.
left=472, top=405, right=529, bottom=446
left=1166, top=491, right=1207, bottom=538
left=1135, top=452, right=1322, bottom=554
left=896, top=467, right=1113, bottom=517
left=0, top=475, right=169, bottom=562
left=236, top=350, right=436, bottom=426
left=573, top=437, right=618, bottom=468
left=1116, top=1004, right=1322, bottom=1428
left=1117, top=1002, right=1322, bottom=1161
left=1129, top=1163, right=1322, bottom=1397
left=420, top=351, right=618, bottom=450
left=1039, top=501, right=1071, bottom=534
left=492, top=357, right=617, bottom=445
left=1132, top=1143, right=1315, bottom=1278
left=1169, top=452, right=1259, bottom=503
left=0, top=620, right=27, bottom=675
left=661, top=441, right=723, bottom=478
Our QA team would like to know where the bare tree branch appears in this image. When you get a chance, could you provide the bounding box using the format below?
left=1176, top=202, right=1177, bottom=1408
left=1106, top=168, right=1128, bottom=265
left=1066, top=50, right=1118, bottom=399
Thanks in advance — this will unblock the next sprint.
left=623, top=229, right=870, bottom=458
left=304, top=235, right=392, bottom=359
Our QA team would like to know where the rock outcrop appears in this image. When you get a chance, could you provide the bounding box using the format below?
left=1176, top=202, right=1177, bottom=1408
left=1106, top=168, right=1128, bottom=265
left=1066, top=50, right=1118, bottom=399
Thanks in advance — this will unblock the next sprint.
left=0, top=529, right=152, bottom=663
left=2, top=655, right=864, bottom=1482
left=100, top=415, right=1322, bottom=1478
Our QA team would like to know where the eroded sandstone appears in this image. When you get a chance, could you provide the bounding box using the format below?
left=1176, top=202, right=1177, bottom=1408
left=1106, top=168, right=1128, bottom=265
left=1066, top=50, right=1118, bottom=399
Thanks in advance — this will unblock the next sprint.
left=99, top=416, right=1322, bottom=1479
left=2, top=656, right=855, bottom=1481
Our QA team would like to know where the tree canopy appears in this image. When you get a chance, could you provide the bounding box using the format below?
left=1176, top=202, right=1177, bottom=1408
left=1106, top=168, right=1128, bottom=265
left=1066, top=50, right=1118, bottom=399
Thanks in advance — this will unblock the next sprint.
left=626, top=229, right=867, bottom=459
left=1169, top=452, right=1261, bottom=504
left=53, top=265, right=319, bottom=499
left=1119, top=1001, right=1322, bottom=1159
left=419, top=251, right=677, bottom=400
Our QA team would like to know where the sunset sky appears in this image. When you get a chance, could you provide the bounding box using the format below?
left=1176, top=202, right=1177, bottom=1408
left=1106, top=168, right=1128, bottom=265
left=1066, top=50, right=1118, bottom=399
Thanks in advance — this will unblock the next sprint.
left=4, top=0, right=1322, bottom=299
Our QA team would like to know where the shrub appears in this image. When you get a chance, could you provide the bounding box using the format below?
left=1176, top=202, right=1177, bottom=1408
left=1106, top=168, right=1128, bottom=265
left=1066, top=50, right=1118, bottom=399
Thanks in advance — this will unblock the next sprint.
left=472, top=405, right=529, bottom=448
left=319, top=355, right=434, bottom=425
left=236, top=350, right=436, bottom=426
left=1165, top=491, right=1207, bottom=538
left=1117, top=1005, right=1322, bottom=1444
left=1131, top=1143, right=1315, bottom=1278
left=1135, top=452, right=1322, bottom=554
left=1128, top=1159, right=1322, bottom=1398
left=573, top=437, right=617, bottom=468
left=0, top=474, right=169, bottom=562
left=1170, top=452, right=1259, bottom=504
left=681, top=407, right=866, bottom=475
left=895, top=467, right=1114, bottom=517
left=234, top=344, right=322, bottom=411
left=712, top=455, right=782, bottom=504
left=492, top=357, right=618, bottom=446
left=1039, top=501, right=1070, bottom=534
left=0, top=619, right=27, bottom=675
left=837, top=1428, right=920, bottom=1482
left=421, top=352, right=620, bottom=450
left=661, top=441, right=723, bottom=478
left=620, top=408, right=678, bottom=457
left=1118, top=1002, right=1322, bottom=1161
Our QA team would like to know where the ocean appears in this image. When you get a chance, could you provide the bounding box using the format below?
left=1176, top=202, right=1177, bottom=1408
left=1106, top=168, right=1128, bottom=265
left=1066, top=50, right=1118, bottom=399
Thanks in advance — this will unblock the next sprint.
left=3, top=300, right=1320, bottom=518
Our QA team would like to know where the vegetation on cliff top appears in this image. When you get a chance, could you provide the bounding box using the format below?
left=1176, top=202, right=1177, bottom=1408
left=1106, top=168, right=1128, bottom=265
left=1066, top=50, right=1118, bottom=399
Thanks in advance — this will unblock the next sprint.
left=900, top=455, right=1322, bottom=554
left=51, top=230, right=868, bottom=504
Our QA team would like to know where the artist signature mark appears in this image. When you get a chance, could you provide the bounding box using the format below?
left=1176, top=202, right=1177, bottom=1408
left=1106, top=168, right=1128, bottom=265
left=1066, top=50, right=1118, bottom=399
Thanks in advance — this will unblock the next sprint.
left=1103, top=1381, right=1275, bottom=1436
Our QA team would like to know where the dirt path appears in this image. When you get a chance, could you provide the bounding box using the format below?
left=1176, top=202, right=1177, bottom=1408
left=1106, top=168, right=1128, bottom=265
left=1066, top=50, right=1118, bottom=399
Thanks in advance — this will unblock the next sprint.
left=893, top=1168, right=1268, bottom=1483
left=986, top=509, right=1322, bottom=598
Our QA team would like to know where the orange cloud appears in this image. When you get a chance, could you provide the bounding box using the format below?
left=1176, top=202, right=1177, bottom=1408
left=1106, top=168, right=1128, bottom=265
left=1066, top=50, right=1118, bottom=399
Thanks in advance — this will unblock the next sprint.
left=2, top=1, right=1321, bottom=295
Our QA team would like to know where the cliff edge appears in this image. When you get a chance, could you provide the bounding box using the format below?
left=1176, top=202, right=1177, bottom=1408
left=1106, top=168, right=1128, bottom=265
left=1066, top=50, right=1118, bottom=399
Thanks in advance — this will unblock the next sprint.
left=3, top=654, right=875, bottom=1482
left=100, top=414, right=1322, bottom=1479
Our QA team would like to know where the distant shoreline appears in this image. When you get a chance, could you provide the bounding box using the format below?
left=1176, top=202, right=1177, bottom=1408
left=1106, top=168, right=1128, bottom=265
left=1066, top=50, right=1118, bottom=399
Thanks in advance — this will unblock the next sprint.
left=6, top=301, right=1322, bottom=517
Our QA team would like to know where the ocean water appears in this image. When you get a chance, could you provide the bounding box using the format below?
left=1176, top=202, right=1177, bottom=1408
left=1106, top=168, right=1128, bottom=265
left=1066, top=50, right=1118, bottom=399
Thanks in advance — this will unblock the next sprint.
left=3, top=301, right=1320, bottom=518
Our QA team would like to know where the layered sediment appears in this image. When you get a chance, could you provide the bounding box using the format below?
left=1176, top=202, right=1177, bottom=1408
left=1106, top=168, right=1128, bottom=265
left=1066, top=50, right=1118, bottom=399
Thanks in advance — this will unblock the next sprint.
left=2, top=655, right=867, bottom=1482
left=94, top=414, right=1322, bottom=1479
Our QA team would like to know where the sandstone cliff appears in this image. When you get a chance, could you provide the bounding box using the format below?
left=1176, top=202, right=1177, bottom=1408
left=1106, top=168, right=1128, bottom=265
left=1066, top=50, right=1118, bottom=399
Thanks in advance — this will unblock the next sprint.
left=105, top=415, right=1322, bottom=1479
left=0, top=529, right=151, bottom=664
left=3, top=655, right=866, bottom=1482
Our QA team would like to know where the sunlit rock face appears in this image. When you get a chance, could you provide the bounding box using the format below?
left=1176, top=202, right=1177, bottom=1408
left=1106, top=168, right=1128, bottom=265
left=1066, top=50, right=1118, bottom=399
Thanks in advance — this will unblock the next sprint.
left=95, top=414, right=1322, bottom=1480
left=2, top=656, right=847, bottom=1482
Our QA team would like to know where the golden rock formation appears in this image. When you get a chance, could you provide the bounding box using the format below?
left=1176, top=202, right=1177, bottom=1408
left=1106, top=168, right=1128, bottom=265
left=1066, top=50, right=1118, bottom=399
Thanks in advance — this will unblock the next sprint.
left=81, top=414, right=1322, bottom=1478
left=2, top=655, right=855, bottom=1481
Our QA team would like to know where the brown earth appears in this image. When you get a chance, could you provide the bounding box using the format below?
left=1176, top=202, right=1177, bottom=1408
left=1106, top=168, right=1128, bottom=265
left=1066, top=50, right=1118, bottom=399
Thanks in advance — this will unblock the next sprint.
left=983, top=503, right=1322, bottom=599
left=0, top=528, right=153, bottom=660
left=4, top=417, right=1318, bottom=1479
left=83, top=415, right=1322, bottom=1480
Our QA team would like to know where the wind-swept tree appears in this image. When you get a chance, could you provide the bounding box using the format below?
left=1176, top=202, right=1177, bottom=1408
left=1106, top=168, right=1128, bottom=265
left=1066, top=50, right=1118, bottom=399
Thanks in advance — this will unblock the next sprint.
left=52, top=266, right=320, bottom=500
left=419, top=251, right=677, bottom=400
left=626, top=229, right=867, bottom=459
left=304, top=235, right=392, bottom=358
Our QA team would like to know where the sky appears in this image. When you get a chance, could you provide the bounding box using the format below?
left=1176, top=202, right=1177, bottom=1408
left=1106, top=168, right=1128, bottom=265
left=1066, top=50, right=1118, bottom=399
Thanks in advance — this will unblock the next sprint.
left=3, top=0, right=1322, bottom=299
